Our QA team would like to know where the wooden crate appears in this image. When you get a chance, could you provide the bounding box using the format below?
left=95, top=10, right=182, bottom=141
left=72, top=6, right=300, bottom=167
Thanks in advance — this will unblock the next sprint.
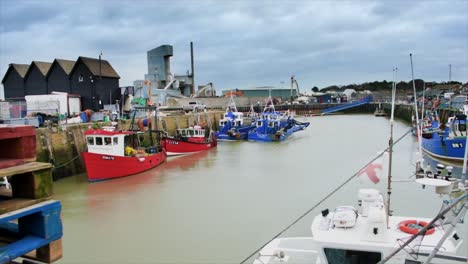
left=0, top=125, right=37, bottom=164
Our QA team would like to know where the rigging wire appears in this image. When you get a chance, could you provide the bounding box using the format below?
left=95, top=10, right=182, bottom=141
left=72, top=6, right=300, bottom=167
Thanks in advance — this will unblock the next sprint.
left=239, top=128, right=414, bottom=264
left=377, top=193, right=467, bottom=264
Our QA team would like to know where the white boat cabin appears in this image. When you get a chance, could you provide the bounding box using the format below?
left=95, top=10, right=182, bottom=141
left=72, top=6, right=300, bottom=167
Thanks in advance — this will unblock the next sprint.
left=176, top=125, right=206, bottom=138
left=219, top=112, right=244, bottom=127
left=447, top=115, right=467, bottom=138
left=85, top=127, right=134, bottom=157
left=255, top=119, right=280, bottom=129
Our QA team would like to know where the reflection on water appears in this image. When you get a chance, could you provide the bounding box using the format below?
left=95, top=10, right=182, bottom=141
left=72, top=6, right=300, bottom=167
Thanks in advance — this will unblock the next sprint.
left=422, top=152, right=465, bottom=177
left=163, top=149, right=214, bottom=171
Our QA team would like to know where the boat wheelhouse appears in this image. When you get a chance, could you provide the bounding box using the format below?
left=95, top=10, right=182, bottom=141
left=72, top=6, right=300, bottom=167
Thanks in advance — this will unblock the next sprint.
left=162, top=125, right=217, bottom=156
left=421, top=114, right=467, bottom=161
left=217, top=110, right=257, bottom=141
left=248, top=110, right=309, bottom=142
left=215, top=94, right=256, bottom=141
left=82, top=126, right=166, bottom=181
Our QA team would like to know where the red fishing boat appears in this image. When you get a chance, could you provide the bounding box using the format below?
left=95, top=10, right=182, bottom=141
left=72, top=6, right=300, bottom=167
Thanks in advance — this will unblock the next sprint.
left=161, top=125, right=217, bottom=156
left=82, top=126, right=166, bottom=181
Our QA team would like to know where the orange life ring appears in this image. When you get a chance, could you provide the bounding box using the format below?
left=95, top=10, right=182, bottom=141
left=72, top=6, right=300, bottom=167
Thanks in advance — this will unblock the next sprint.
left=399, top=220, right=435, bottom=235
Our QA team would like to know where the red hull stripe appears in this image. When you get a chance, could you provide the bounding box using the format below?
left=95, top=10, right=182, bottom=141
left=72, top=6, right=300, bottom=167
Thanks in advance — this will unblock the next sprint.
left=82, top=151, right=166, bottom=181
left=163, top=138, right=215, bottom=156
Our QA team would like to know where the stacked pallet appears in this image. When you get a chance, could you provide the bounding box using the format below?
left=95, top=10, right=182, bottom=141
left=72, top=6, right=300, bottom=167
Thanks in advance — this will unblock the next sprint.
left=0, top=124, right=63, bottom=264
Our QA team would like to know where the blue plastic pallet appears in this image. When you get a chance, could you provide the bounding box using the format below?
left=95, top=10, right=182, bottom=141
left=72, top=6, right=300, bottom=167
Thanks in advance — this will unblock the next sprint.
left=0, top=200, right=62, bottom=263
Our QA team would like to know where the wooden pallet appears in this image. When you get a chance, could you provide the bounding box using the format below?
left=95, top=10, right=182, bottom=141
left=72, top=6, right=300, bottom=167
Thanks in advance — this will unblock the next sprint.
left=0, top=162, right=53, bottom=215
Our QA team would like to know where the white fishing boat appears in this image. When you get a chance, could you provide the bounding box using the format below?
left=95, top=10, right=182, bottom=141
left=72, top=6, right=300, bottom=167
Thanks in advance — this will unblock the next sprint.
left=248, top=63, right=468, bottom=264
left=374, top=103, right=386, bottom=116
left=253, top=186, right=466, bottom=264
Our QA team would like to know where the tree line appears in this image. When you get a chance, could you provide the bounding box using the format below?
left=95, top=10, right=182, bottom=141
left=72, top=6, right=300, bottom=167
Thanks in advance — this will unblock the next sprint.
left=315, top=80, right=463, bottom=93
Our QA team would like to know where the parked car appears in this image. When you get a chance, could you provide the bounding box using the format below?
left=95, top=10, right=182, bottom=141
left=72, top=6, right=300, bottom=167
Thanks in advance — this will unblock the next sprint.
left=183, top=101, right=207, bottom=112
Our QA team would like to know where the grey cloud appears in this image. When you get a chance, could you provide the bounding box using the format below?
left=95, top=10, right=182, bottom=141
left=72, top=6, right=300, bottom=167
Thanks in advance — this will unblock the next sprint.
left=0, top=1, right=61, bottom=33
left=1, top=0, right=467, bottom=95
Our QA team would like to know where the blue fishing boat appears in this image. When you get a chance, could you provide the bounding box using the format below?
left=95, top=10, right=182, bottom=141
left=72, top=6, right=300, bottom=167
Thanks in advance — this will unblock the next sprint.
left=247, top=97, right=309, bottom=142
left=421, top=113, right=467, bottom=161
left=215, top=95, right=256, bottom=141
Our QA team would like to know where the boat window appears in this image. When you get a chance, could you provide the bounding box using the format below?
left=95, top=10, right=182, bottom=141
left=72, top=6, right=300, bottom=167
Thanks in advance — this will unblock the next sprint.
left=236, top=121, right=241, bottom=126
left=104, top=137, right=112, bottom=145
left=189, top=130, right=194, bottom=136
left=257, top=121, right=262, bottom=127
left=87, top=136, right=94, bottom=145
left=113, top=137, right=118, bottom=145
left=323, top=248, right=381, bottom=264
left=268, top=121, right=274, bottom=127
left=181, top=130, right=186, bottom=136
left=96, top=137, right=103, bottom=146
left=458, top=123, right=466, bottom=133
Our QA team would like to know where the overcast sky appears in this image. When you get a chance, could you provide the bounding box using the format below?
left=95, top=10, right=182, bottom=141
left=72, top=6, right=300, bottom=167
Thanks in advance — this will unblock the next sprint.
left=1, top=0, right=467, bottom=96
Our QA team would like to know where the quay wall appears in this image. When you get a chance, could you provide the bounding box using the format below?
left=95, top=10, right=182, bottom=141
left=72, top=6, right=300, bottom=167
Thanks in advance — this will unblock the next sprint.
left=35, top=111, right=224, bottom=180
left=339, top=103, right=457, bottom=124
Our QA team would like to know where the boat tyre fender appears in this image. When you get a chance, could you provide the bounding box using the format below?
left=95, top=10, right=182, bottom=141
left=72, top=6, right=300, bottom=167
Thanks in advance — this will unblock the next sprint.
left=137, top=118, right=151, bottom=131
left=398, top=220, right=435, bottom=235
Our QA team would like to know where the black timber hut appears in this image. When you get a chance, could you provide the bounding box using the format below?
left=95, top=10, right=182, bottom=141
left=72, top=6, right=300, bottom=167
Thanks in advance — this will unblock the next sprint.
left=46, top=59, right=75, bottom=93
left=69, top=56, right=120, bottom=110
left=24, top=61, right=52, bottom=95
left=1, top=64, right=29, bottom=99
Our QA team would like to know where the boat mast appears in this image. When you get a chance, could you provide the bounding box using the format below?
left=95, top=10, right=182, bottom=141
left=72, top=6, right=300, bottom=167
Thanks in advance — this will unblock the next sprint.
left=462, top=120, right=468, bottom=186
left=228, top=90, right=238, bottom=113
left=264, top=89, right=275, bottom=112
left=386, top=67, right=397, bottom=228
left=410, top=54, right=423, bottom=156
left=421, top=81, right=425, bottom=123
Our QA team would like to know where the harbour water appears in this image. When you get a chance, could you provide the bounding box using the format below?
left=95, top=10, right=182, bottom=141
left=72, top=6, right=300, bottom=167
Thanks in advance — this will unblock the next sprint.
left=54, top=114, right=467, bottom=263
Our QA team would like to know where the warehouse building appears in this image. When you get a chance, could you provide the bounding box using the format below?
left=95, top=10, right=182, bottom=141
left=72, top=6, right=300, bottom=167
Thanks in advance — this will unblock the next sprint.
left=222, top=87, right=297, bottom=100
left=2, top=56, right=120, bottom=110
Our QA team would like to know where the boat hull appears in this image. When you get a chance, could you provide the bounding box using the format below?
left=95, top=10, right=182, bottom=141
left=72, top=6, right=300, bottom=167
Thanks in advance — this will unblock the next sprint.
left=162, top=137, right=216, bottom=156
left=421, top=135, right=466, bottom=161
left=82, top=151, right=166, bottom=181
left=248, top=122, right=309, bottom=142
left=248, top=130, right=292, bottom=142
left=215, top=125, right=255, bottom=141
left=216, top=132, right=248, bottom=141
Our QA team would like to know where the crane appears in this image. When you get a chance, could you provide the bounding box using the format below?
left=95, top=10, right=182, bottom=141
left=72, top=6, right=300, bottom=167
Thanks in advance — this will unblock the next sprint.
left=290, top=75, right=301, bottom=103
left=191, top=82, right=215, bottom=98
